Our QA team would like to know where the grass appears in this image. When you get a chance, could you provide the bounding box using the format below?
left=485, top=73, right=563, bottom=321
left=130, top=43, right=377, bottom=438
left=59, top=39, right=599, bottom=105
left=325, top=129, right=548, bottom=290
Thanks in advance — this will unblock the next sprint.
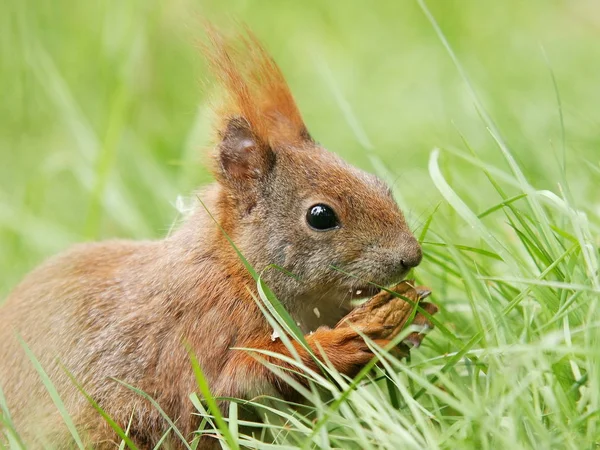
left=2, top=0, right=600, bottom=448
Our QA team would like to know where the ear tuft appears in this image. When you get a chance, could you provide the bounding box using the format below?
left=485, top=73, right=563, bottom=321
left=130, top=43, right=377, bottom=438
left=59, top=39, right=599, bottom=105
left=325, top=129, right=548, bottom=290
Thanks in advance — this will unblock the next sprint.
left=203, top=25, right=312, bottom=149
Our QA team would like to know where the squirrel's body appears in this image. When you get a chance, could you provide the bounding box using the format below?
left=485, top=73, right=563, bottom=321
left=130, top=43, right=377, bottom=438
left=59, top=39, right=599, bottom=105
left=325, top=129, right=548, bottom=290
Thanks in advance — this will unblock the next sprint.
left=0, top=28, right=425, bottom=448
left=1, top=186, right=281, bottom=446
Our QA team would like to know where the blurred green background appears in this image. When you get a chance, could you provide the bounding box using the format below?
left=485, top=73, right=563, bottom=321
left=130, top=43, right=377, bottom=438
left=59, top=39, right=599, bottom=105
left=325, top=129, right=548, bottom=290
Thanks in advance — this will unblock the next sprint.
left=1, top=0, right=599, bottom=295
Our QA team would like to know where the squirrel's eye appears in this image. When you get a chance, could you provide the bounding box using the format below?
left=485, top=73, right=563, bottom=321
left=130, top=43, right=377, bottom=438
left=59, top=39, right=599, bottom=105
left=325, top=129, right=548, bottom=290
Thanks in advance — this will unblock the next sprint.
left=306, top=204, right=339, bottom=231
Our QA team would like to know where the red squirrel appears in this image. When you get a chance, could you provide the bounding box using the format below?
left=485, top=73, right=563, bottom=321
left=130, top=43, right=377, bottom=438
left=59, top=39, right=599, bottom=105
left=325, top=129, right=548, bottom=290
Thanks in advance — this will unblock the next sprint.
left=0, top=28, right=433, bottom=448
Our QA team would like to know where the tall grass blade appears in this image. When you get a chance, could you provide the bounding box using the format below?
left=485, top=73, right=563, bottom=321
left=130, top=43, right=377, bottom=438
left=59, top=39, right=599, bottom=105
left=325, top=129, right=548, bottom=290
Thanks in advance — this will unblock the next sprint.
left=17, top=337, right=85, bottom=449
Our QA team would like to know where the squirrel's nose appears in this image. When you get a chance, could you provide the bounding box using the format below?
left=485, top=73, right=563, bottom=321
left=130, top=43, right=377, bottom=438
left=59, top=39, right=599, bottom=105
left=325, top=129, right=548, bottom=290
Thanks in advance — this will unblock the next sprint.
left=399, top=236, right=422, bottom=269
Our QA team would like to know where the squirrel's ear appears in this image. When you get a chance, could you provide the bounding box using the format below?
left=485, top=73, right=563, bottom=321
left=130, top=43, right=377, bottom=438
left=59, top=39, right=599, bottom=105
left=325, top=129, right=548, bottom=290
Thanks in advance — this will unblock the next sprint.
left=216, top=117, right=275, bottom=183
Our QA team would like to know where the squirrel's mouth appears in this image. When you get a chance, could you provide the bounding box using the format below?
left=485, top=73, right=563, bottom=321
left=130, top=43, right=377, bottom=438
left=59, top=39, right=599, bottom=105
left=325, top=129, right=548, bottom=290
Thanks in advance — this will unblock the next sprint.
left=347, top=272, right=411, bottom=299
left=347, top=284, right=383, bottom=299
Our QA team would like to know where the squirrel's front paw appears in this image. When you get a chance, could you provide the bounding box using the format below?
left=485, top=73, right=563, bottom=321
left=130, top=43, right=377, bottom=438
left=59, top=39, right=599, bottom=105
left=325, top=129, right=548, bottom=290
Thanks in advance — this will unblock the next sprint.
left=308, top=325, right=394, bottom=376
left=335, top=280, right=438, bottom=355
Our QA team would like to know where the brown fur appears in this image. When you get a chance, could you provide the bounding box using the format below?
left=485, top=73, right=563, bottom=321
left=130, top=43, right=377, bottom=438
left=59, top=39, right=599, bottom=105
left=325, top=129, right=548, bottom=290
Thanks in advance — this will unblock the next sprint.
left=0, top=27, right=423, bottom=448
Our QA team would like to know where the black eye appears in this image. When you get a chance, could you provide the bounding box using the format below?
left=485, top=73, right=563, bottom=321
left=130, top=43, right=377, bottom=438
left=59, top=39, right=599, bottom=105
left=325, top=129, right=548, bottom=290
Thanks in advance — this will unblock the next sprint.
left=306, top=204, right=339, bottom=231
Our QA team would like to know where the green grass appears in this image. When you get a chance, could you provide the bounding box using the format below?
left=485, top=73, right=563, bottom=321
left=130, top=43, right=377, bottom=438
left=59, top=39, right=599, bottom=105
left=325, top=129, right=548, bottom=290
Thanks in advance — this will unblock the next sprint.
left=2, top=0, right=600, bottom=448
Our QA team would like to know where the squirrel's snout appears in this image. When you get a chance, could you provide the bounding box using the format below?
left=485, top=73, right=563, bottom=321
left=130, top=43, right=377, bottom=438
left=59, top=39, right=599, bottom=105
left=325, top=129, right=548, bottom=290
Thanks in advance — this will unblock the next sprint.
left=399, top=236, right=423, bottom=269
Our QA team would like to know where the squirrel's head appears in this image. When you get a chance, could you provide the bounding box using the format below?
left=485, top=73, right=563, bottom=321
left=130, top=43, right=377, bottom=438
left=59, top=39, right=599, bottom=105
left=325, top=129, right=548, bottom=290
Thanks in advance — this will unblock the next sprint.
left=204, top=28, right=421, bottom=308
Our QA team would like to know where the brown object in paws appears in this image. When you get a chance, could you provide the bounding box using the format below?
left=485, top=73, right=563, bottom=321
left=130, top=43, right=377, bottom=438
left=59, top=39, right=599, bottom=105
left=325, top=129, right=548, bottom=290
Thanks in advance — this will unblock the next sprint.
left=335, top=280, right=438, bottom=348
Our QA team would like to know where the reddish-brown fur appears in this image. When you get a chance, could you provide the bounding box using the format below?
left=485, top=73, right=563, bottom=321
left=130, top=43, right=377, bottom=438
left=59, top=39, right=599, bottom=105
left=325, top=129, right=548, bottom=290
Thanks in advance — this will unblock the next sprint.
left=0, top=28, right=426, bottom=448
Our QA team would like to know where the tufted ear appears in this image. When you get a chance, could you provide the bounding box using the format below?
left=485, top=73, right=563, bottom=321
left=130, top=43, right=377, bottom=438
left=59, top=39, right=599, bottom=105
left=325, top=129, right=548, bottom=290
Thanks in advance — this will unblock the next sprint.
left=217, top=116, right=276, bottom=184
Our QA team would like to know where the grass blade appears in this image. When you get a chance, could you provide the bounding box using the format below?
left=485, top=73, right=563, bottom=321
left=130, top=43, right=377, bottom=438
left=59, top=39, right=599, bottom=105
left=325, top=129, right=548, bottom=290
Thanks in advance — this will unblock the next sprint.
left=17, top=337, right=85, bottom=449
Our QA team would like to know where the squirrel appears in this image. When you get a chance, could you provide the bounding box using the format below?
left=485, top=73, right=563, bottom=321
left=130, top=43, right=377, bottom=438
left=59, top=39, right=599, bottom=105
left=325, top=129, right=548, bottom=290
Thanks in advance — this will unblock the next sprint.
left=0, top=27, right=433, bottom=448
